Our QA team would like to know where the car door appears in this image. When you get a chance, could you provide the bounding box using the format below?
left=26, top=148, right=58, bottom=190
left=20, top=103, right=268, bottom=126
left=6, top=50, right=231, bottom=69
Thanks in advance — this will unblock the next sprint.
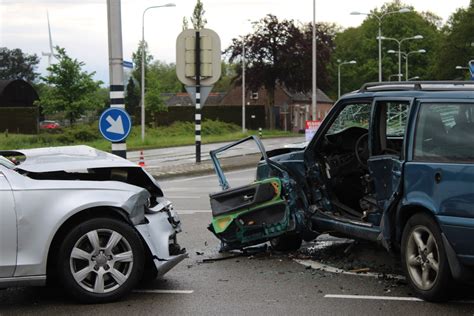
left=208, top=136, right=293, bottom=249
left=0, top=168, right=17, bottom=277
left=405, top=99, right=474, bottom=256
left=367, top=98, right=412, bottom=246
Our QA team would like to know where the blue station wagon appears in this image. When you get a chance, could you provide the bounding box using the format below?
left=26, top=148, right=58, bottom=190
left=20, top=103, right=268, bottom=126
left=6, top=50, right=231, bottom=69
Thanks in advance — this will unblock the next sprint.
left=208, top=81, right=474, bottom=301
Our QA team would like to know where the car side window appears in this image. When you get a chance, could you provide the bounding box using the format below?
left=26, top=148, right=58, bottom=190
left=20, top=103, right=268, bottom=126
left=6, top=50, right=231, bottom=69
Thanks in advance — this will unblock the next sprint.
left=327, top=103, right=371, bottom=135
left=414, top=103, right=474, bottom=162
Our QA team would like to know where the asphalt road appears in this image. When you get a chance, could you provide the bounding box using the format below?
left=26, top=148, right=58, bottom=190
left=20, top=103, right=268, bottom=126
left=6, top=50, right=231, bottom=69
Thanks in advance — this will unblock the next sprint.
left=1, top=169, right=474, bottom=315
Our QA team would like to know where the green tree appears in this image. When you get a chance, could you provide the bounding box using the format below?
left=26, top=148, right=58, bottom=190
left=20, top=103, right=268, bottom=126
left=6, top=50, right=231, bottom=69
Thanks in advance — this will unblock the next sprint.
left=125, top=77, right=140, bottom=117
left=145, top=70, right=167, bottom=126
left=213, top=62, right=237, bottom=92
left=330, top=1, right=443, bottom=97
left=148, top=61, right=182, bottom=93
left=132, top=40, right=154, bottom=85
left=433, top=0, right=474, bottom=79
left=182, top=16, right=189, bottom=31
left=39, top=47, right=102, bottom=125
left=0, top=47, right=40, bottom=82
left=191, top=0, right=207, bottom=30
left=226, top=15, right=336, bottom=128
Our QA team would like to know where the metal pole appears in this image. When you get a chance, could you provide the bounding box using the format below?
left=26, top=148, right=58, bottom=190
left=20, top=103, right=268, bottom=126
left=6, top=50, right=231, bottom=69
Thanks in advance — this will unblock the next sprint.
left=398, top=41, right=402, bottom=82
left=311, top=0, right=317, bottom=120
left=242, top=38, right=246, bottom=133
left=106, top=0, right=126, bottom=158
left=405, top=53, right=409, bottom=80
left=195, top=31, right=201, bottom=163
left=141, top=12, right=145, bottom=142
left=378, top=20, right=382, bottom=82
left=338, top=63, right=341, bottom=99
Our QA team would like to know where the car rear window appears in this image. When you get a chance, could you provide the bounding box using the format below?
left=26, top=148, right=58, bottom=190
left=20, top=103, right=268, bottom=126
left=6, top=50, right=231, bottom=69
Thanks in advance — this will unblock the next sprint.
left=414, top=102, right=474, bottom=163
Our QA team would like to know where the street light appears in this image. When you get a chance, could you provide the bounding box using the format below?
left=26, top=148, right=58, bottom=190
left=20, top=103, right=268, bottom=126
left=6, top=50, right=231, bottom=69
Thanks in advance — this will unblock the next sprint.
left=388, top=73, right=404, bottom=81
left=456, top=65, right=469, bottom=70
left=382, top=35, right=423, bottom=81
left=351, top=7, right=410, bottom=82
left=241, top=19, right=251, bottom=134
left=388, top=48, right=426, bottom=79
left=141, top=3, right=175, bottom=142
left=408, top=76, right=420, bottom=81
left=337, top=59, right=357, bottom=98
left=312, top=0, right=317, bottom=120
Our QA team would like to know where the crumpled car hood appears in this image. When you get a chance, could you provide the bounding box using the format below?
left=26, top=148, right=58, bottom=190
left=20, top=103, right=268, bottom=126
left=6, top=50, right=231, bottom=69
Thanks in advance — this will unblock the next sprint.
left=0, top=145, right=135, bottom=173
left=0, top=145, right=164, bottom=197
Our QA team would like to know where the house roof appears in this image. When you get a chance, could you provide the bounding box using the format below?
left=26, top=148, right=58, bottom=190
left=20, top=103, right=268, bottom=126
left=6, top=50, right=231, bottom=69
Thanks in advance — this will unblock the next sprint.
left=282, top=86, right=333, bottom=103
left=0, top=79, right=39, bottom=107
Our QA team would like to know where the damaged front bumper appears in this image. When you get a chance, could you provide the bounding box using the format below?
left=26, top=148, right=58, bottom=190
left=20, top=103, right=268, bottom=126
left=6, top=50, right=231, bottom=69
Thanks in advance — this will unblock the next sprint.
left=135, top=199, right=187, bottom=277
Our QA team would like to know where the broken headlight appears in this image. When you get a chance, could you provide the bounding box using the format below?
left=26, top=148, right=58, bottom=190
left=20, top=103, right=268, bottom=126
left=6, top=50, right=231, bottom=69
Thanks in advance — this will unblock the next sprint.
left=146, top=196, right=172, bottom=214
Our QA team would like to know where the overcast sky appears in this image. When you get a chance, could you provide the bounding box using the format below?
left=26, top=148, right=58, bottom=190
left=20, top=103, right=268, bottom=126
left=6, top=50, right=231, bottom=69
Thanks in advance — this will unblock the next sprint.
left=0, top=0, right=471, bottom=83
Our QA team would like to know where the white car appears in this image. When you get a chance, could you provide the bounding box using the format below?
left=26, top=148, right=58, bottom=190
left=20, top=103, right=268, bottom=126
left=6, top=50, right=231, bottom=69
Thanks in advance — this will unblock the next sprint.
left=0, top=146, right=186, bottom=303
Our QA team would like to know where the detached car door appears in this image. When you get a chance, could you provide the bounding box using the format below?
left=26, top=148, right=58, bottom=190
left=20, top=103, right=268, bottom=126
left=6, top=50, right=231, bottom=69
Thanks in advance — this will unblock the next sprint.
left=0, top=168, right=17, bottom=277
left=208, top=136, right=292, bottom=250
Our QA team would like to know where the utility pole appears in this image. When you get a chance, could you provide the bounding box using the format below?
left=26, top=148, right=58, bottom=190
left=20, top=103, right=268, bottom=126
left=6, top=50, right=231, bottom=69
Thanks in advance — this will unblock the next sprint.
left=106, top=0, right=126, bottom=158
left=242, top=38, right=246, bottom=133
left=312, top=0, right=317, bottom=120
left=195, top=31, right=201, bottom=163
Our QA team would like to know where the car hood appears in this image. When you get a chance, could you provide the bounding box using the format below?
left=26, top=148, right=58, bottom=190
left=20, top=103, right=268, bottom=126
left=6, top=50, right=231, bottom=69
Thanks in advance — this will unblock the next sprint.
left=0, top=145, right=135, bottom=173
left=0, top=145, right=164, bottom=197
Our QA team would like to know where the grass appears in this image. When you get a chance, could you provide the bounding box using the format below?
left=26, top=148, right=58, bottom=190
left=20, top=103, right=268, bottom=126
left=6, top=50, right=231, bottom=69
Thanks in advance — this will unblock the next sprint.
left=0, top=120, right=299, bottom=152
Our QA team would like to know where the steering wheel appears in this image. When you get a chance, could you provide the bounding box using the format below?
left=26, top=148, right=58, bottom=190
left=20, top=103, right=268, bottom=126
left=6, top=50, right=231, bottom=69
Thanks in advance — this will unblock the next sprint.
left=354, top=133, right=369, bottom=169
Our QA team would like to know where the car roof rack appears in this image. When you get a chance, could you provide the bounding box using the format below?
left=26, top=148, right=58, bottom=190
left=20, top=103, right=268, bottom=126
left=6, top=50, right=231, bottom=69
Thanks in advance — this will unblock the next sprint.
left=359, top=81, right=474, bottom=92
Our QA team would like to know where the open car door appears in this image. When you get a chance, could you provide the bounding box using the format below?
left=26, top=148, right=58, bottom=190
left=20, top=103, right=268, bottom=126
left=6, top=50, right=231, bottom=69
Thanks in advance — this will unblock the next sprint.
left=208, top=136, right=293, bottom=250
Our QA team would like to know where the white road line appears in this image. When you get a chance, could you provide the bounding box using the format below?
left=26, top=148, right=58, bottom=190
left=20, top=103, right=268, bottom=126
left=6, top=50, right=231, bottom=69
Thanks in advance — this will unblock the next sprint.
left=324, top=294, right=422, bottom=302
left=134, top=289, right=194, bottom=294
left=324, top=294, right=474, bottom=304
left=293, top=259, right=405, bottom=280
left=167, top=196, right=202, bottom=199
left=178, top=210, right=212, bottom=214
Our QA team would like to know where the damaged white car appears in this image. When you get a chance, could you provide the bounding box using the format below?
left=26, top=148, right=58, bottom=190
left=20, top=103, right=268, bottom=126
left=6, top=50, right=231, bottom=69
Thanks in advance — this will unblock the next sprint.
left=0, top=146, right=186, bottom=303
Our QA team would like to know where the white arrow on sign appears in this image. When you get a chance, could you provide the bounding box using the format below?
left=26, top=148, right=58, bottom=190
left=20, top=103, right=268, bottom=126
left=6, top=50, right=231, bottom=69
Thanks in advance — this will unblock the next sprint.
left=106, top=115, right=125, bottom=134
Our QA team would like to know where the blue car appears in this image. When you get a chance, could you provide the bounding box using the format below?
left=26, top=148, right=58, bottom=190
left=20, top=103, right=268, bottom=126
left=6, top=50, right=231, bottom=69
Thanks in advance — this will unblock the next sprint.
left=209, top=81, right=474, bottom=301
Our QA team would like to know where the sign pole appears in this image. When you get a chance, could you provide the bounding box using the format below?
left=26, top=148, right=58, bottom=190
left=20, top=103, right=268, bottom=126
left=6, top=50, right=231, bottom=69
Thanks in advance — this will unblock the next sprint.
left=195, top=31, right=201, bottom=163
left=106, top=0, right=126, bottom=158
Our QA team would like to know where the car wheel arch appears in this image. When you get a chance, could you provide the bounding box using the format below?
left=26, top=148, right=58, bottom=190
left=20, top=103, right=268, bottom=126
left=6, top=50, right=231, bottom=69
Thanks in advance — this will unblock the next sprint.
left=45, top=206, right=133, bottom=283
left=396, top=204, right=439, bottom=246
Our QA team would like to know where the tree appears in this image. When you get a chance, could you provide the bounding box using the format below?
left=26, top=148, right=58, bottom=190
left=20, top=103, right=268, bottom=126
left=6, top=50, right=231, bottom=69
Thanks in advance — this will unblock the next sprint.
left=148, top=61, right=182, bottom=93
left=226, top=15, right=336, bottom=128
left=145, top=70, right=167, bottom=127
left=131, top=40, right=154, bottom=85
left=125, top=77, right=140, bottom=117
left=0, top=47, right=40, bottom=82
left=191, top=0, right=207, bottom=30
left=213, top=62, right=237, bottom=92
left=182, top=16, right=189, bottom=31
left=433, top=0, right=474, bottom=79
left=39, top=47, right=103, bottom=125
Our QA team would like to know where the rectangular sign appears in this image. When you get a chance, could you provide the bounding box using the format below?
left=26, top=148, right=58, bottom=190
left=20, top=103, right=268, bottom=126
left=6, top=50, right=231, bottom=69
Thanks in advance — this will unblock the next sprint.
left=122, top=61, right=133, bottom=69
left=305, top=120, right=321, bottom=142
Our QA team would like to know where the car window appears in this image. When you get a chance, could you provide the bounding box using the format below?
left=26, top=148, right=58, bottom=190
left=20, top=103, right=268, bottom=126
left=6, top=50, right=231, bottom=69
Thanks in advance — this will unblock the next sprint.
left=414, top=102, right=474, bottom=163
left=327, top=103, right=371, bottom=135
left=386, top=102, right=409, bottom=137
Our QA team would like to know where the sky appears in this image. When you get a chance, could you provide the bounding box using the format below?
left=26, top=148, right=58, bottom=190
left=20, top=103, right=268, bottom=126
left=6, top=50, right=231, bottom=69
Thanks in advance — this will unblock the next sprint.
left=0, top=0, right=471, bottom=84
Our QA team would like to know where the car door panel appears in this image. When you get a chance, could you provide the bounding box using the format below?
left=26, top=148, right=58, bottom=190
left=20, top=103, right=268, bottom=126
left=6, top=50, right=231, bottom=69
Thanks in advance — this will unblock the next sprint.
left=0, top=171, right=17, bottom=277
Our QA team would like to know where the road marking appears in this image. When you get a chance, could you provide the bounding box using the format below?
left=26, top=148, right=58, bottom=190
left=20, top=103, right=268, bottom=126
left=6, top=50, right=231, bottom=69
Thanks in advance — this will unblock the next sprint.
left=178, top=210, right=212, bottom=214
left=294, top=259, right=405, bottom=280
left=134, top=289, right=194, bottom=294
left=324, top=294, right=474, bottom=304
left=167, top=196, right=202, bottom=199
left=324, top=294, right=422, bottom=302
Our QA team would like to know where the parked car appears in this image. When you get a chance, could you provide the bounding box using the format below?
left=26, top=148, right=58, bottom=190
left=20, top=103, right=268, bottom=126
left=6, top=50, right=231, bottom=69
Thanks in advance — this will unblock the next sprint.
left=0, top=145, right=186, bottom=303
left=39, top=120, right=61, bottom=130
left=208, top=81, right=474, bottom=301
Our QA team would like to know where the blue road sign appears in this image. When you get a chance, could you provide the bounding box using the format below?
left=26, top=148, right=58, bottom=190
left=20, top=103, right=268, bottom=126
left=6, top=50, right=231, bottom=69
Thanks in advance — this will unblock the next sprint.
left=99, top=108, right=132, bottom=142
left=123, top=60, right=133, bottom=69
left=469, top=60, right=474, bottom=80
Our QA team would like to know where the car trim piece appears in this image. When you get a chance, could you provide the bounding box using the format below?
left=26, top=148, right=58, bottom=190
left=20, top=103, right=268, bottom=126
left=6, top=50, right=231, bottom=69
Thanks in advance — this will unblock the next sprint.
left=0, top=275, right=46, bottom=288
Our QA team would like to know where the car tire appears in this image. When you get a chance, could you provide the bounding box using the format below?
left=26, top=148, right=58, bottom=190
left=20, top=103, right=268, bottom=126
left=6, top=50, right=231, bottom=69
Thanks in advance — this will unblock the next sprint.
left=57, top=217, right=145, bottom=303
left=270, top=233, right=303, bottom=252
left=401, top=213, right=452, bottom=302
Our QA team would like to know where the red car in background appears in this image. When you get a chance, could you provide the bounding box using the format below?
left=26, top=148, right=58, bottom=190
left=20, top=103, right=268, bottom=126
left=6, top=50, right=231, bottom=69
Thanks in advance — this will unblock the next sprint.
left=39, top=120, right=61, bottom=130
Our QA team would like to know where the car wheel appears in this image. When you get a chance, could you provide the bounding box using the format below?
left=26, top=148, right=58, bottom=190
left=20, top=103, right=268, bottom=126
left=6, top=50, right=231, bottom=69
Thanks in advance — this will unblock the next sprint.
left=401, top=213, right=452, bottom=302
left=57, top=217, right=145, bottom=303
left=270, top=233, right=302, bottom=252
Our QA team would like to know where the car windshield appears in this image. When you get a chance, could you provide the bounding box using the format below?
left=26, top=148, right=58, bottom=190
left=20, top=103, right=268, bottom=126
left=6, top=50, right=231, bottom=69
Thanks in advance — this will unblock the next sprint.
left=0, top=156, right=15, bottom=169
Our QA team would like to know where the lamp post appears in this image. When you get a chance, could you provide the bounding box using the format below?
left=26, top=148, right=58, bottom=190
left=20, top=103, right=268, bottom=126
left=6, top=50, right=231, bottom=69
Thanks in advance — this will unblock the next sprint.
left=141, top=3, right=175, bottom=142
left=388, top=74, right=404, bottom=81
left=455, top=65, right=469, bottom=70
left=337, top=59, right=357, bottom=99
left=312, top=0, right=317, bottom=120
left=351, top=7, right=410, bottom=82
left=241, top=20, right=251, bottom=134
left=382, top=35, right=423, bottom=81
left=388, top=48, right=425, bottom=79
left=408, top=76, right=420, bottom=81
